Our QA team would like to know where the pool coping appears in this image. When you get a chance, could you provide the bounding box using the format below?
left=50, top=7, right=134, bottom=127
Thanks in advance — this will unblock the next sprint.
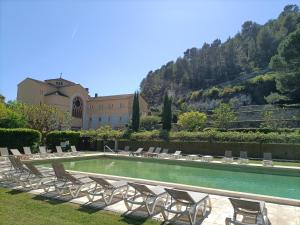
left=30, top=153, right=300, bottom=207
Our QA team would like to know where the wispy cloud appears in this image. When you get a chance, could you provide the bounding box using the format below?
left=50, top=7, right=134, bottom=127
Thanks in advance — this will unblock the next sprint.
left=71, top=26, right=78, bottom=39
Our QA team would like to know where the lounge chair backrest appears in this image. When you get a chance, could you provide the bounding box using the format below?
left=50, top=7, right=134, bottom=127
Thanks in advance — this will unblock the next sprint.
left=128, top=182, right=154, bottom=196
left=39, top=146, right=47, bottom=154
left=0, top=147, right=9, bottom=156
left=135, top=148, right=143, bottom=153
left=263, top=152, right=272, bottom=160
left=148, top=147, right=155, bottom=153
left=240, top=151, right=247, bottom=158
left=56, top=146, right=63, bottom=154
left=12, top=157, right=28, bottom=172
left=89, top=176, right=112, bottom=188
left=225, top=151, right=232, bottom=158
left=124, top=146, right=130, bottom=151
left=23, top=147, right=32, bottom=155
left=8, top=156, right=19, bottom=169
left=71, top=146, right=77, bottom=153
left=10, top=149, right=22, bottom=156
left=154, top=147, right=162, bottom=154
left=174, top=151, right=181, bottom=155
left=229, top=198, right=262, bottom=214
left=52, top=163, right=80, bottom=184
left=165, top=188, right=195, bottom=204
left=162, top=149, right=168, bottom=154
left=24, top=163, right=43, bottom=177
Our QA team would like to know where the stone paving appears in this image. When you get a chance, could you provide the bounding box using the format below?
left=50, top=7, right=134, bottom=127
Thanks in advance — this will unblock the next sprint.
left=0, top=157, right=299, bottom=225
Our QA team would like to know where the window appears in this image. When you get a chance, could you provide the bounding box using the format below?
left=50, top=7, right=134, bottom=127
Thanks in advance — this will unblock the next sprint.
left=108, top=116, right=110, bottom=122
left=119, top=116, right=122, bottom=121
left=72, top=96, right=83, bottom=118
left=99, top=117, right=101, bottom=122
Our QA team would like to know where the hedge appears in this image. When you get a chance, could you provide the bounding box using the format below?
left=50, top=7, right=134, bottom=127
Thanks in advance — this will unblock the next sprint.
left=129, top=130, right=300, bottom=144
left=0, top=128, right=41, bottom=150
left=46, top=131, right=81, bottom=150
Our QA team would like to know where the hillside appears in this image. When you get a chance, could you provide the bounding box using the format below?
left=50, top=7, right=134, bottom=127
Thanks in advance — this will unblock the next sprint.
left=140, top=5, right=300, bottom=110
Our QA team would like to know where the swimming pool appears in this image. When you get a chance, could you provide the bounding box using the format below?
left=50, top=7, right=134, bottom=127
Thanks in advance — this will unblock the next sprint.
left=40, top=156, right=300, bottom=200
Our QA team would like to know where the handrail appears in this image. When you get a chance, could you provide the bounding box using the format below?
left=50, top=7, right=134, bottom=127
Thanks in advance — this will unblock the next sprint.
left=104, top=145, right=115, bottom=153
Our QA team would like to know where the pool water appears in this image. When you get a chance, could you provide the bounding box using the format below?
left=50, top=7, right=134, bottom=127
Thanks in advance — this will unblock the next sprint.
left=42, top=157, right=300, bottom=200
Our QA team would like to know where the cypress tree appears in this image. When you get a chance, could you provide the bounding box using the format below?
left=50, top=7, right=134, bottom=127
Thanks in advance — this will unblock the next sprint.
left=162, top=92, right=172, bottom=130
left=131, top=92, right=140, bottom=131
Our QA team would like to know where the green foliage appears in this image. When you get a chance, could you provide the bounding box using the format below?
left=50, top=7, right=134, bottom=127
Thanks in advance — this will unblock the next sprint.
left=46, top=130, right=81, bottom=149
left=140, top=5, right=300, bottom=106
left=270, top=26, right=300, bottom=102
left=177, top=111, right=207, bottom=131
left=8, top=101, right=71, bottom=133
left=81, top=125, right=124, bottom=140
left=162, top=92, right=172, bottom=131
left=127, top=129, right=300, bottom=143
left=131, top=92, right=140, bottom=131
left=140, top=115, right=161, bottom=130
left=0, top=102, right=27, bottom=128
left=212, top=103, right=237, bottom=129
left=0, top=128, right=41, bottom=150
left=260, top=111, right=286, bottom=130
left=264, top=92, right=289, bottom=104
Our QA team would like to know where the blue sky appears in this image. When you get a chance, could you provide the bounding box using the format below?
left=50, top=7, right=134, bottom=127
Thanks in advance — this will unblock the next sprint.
left=0, top=0, right=296, bottom=101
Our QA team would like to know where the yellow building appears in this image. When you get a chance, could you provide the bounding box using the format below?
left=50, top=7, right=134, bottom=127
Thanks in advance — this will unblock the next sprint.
left=17, top=77, right=149, bottom=130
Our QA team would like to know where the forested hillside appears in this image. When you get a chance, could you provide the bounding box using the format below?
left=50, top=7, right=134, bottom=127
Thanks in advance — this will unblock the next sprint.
left=140, top=5, right=300, bottom=110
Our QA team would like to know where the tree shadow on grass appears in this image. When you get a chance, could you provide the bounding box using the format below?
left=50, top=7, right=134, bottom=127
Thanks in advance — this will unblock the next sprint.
left=119, top=215, right=164, bottom=225
left=6, top=189, right=24, bottom=195
left=32, top=194, right=66, bottom=205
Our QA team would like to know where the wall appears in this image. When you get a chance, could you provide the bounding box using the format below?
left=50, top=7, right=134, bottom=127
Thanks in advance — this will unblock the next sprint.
left=116, top=140, right=300, bottom=160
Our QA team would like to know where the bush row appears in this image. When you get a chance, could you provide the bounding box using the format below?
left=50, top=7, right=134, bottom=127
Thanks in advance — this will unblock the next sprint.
left=0, top=128, right=41, bottom=149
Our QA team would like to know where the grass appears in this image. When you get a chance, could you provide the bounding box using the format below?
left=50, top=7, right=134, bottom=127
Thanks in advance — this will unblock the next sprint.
left=0, top=188, right=161, bottom=225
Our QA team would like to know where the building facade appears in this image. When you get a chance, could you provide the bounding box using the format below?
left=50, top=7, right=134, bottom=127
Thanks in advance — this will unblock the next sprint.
left=17, top=77, right=149, bottom=130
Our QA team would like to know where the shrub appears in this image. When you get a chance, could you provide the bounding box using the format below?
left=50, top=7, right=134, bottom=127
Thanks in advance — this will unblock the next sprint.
left=177, top=111, right=207, bottom=131
left=212, top=103, right=237, bottom=129
left=81, top=126, right=124, bottom=140
left=46, top=130, right=80, bottom=149
left=140, top=115, right=161, bottom=130
left=0, top=128, right=41, bottom=151
left=0, top=102, right=27, bottom=128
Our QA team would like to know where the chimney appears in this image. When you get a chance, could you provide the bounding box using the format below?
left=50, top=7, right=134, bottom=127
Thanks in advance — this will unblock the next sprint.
left=85, top=88, right=89, bottom=93
left=95, top=93, right=98, bottom=98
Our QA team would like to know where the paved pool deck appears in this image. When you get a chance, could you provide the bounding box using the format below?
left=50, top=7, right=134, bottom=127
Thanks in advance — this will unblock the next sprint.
left=0, top=154, right=299, bottom=225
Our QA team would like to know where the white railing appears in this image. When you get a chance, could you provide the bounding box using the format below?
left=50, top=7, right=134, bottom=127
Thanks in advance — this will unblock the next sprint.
left=104, top=145, right=115, bottom=153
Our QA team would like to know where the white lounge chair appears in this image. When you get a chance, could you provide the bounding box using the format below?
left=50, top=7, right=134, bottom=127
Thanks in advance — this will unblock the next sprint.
left=158, top=149, right=169, bottom=158
left=163, top=188, right=211, bottom=225
left=129, top=148, right=144, bottom=156
left=70, top=146, right=80, bottom=156
left=55, top=146, right=70, bottom=157
left=147, top=147, right=162, bottom=157
left=143, top=147, right=155, bottom=157
left=3, top=156, right=29, bottom=181
left=19, top=162, right=55, bottom=189
left=172, top=151, right=182, bottom=159
left=262, top=153, right=273, bottom=166
left=0, top=147, right=9, bottom=161
left=226, top=198, right=269, bottom=225
left=23, top=147, right=40, bottom=159
left=238, top=151, right=249, bottom=164
left=86, top=176, right=128, bottom=205
left=124, top=182, right=168, bottom=216
left=39, top=146, right=55, bottom=158
left=222, top=151, right=234, bottom=163
left=45, top=163, right=92, bottom=198
left=10, top=149, right=29, bottom=160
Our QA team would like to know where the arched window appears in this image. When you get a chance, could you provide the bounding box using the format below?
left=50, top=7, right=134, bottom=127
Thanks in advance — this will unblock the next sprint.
left=72, top=96, right=83, bottom=118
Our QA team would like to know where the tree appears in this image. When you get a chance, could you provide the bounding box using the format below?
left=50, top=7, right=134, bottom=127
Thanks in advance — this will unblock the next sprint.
left=177, top=111, right=207, bottom=131
left=162, top=92, right=172, bottom=130
left=8, top=102, right=71, bottom=133
left=131, top=92, right=140, bottom=131
left=0, top=102, right=27, bottom=128
left=264, top=92, right=289, bottom=104
left=212, top=103, right=237, bottom=129
left=270, top=26, right=300, bottom=102
left=140, top=115, right=160, bottom=130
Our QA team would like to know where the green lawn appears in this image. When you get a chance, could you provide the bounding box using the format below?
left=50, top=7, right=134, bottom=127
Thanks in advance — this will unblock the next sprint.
left=0, top=188, right=161, bottom=225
